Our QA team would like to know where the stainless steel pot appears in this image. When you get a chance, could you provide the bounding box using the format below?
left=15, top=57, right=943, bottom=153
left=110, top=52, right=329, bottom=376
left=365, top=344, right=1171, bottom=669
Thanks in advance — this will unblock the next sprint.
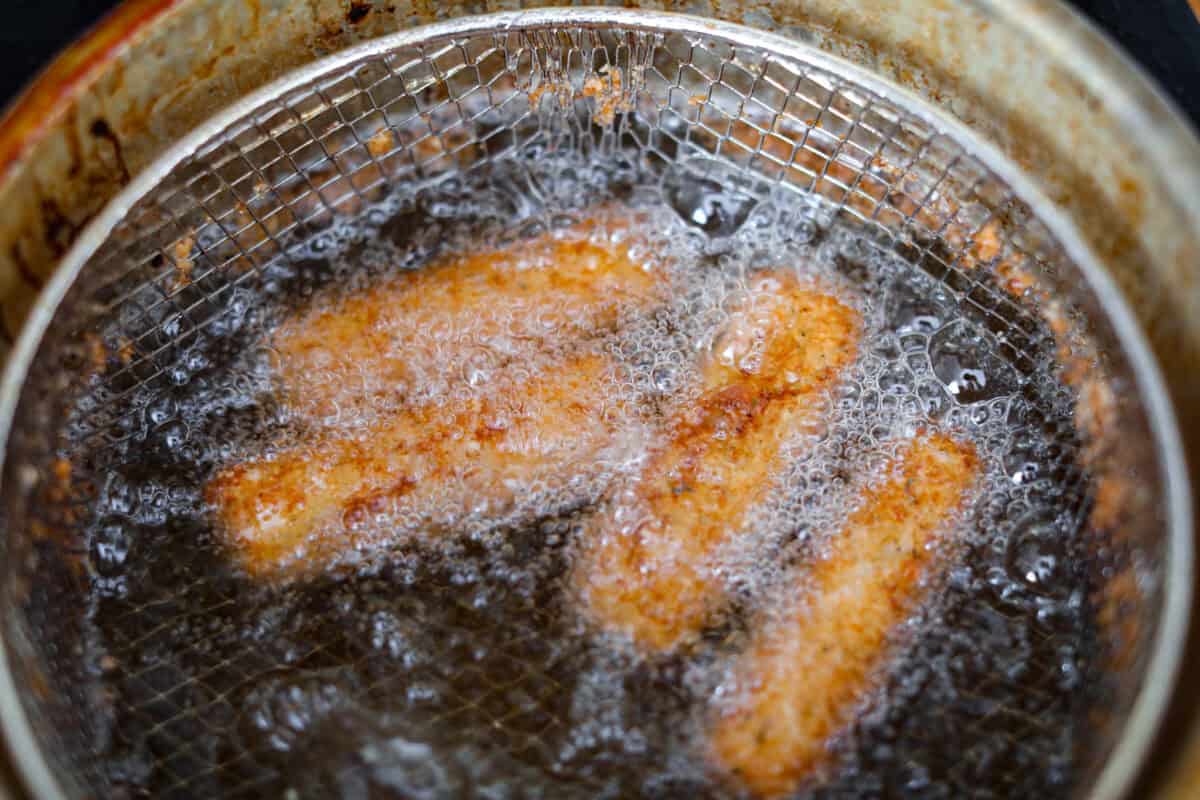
left=0, top=2, right=1195, bottom=798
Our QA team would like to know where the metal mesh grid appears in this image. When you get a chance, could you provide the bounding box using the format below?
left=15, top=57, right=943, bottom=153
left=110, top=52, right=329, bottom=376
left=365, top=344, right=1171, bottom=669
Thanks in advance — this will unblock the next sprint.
left=0, top=14, right=1166, bottom=799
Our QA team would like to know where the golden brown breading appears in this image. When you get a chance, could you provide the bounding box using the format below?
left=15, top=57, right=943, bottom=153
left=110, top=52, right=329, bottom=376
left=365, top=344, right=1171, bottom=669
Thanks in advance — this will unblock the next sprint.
left=573, top=272, right=861, bottom=652
left=709, top=432, right=979, bottom=798
left=272, top=218, right=661, bottom=421
left=207, top=354, right=629, bottom=579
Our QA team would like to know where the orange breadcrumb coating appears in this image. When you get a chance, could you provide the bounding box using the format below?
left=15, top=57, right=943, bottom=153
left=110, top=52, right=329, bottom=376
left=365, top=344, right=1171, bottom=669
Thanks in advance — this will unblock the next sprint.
left=207, top=354, right=627, bottom=579
left=366, top=128, right=395, bottom=159
left=709, top=431, right=979, bottom=797
left=574, top=272, right=861, bottom=652
left=272, top=218, right=661, bottom=421
left=582, top=65, right=633, bottom=127
left=171, top=233, right=195, bottom=290
left=970, top=219, right=1004, bottom=263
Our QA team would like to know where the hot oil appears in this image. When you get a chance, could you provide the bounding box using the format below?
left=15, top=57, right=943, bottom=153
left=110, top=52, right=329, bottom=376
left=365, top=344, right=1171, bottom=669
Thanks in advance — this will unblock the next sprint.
left=75, top=146, right=1093, bottom=799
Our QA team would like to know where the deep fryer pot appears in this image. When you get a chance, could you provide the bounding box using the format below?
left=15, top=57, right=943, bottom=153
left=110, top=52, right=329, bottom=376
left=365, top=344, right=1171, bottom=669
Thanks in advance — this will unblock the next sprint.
left=0, top=3, right=1194, bottom=799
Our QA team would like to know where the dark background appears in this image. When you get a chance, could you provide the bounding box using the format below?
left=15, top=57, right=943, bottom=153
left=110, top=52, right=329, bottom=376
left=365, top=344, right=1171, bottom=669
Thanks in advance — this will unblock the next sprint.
left=0, top=0, right=1197, bottom=126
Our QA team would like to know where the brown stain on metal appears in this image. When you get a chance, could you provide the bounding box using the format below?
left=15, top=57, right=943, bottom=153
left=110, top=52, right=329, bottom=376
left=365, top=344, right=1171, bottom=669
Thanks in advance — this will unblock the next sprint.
left=38, top=195, right=83, bottom=261
left=413, top=0, right=437, bottom=22
left=0, top=0, right=186, bottom=185
left=104, top=53, right=130, bottom=98
left=1116, top=174, right=1145, bottom=225
left=9, top=243, right=43, bottom=291
left=64, top=108, right=84, bottom=180
left=89, top=118, right=130, bottom=184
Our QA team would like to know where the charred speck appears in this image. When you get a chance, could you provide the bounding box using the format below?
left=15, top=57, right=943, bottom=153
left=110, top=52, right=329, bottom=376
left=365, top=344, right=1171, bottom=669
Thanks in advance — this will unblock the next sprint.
left=40, top=197, right=81, bottom=259
left=347, top=2, right=371, bottom=24
left=832, top=252, right=871, bottom=286
left=10, top=243, right=44, bottom=290
left=89, top=118, right=131, bottom=183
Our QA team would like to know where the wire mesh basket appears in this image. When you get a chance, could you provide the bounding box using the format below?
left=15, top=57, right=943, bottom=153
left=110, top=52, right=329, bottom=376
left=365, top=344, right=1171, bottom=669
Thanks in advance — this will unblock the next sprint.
left=0, top=9, right=1186, bottom=799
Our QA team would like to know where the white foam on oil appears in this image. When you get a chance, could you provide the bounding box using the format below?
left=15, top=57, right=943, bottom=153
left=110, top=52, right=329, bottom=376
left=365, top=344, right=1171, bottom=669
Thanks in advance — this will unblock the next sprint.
left=83, top=147, right=1091, bottom=798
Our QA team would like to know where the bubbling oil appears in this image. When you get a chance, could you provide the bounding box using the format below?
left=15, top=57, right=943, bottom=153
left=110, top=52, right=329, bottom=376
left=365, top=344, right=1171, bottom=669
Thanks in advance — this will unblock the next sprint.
left=75, top=146, right=1093, bottom=799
